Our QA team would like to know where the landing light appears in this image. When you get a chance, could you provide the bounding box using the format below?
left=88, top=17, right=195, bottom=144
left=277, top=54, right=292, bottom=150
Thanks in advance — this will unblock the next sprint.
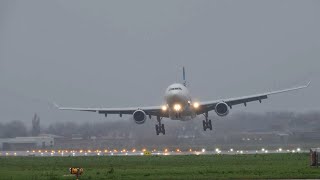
left=174, top=104, right=181, bottom=111
left=161, top=105, right=167, bottom=111
left=193, top=102, right=200, bottom=108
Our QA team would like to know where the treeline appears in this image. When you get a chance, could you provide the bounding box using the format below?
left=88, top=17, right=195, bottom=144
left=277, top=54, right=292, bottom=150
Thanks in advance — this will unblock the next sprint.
left=45, top=121, right=133, bottom=139
left=0, top=120, right=28, bottom=138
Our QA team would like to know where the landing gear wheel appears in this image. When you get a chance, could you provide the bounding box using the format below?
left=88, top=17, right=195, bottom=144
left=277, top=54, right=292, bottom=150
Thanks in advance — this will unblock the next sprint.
left=155, top=116, right=165, bottom=135
left=209, top=120, right=212, bottom=130
left=203, top=120, right=207, bottom=131
left=202, top=112, right=213, bottom=131
left=161, top=124, right=165, bottom=134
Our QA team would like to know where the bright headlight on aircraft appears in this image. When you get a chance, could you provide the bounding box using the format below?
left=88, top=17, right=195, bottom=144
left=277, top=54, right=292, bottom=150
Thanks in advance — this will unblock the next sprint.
left=193, top=102, right=199, bottom=108
left=174, top=104, right=181, bottom=111
left=162, top=105, right=167, bottom=111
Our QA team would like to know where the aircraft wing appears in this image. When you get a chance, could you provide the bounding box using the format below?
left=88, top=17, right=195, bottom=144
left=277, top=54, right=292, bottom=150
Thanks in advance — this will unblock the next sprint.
left=54, top=103, right=167, bottom=117
left=195, top=81, right=311, bottom=115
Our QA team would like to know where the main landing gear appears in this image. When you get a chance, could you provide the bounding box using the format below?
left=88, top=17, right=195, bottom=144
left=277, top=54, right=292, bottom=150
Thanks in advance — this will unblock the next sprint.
left=155, top=116, right=165, bottom=135
left=202, top=112, right=212, bottom=131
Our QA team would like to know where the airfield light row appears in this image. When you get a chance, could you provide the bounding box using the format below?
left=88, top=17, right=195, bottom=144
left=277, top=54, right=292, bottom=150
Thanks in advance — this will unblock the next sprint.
left=1, top=147, right=305, bottom=157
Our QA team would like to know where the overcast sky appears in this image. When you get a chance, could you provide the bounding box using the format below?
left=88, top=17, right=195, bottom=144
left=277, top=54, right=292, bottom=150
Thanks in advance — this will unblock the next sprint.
left=0, top=0, right=319, bottom=124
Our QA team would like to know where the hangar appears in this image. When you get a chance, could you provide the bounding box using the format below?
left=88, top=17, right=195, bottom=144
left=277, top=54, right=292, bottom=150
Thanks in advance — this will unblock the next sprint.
left=0, top=136, right=54, bottom=151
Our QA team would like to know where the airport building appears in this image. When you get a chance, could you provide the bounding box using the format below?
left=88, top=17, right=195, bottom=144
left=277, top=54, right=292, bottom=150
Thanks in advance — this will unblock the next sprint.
left=0, top=136, right=54, bottom=151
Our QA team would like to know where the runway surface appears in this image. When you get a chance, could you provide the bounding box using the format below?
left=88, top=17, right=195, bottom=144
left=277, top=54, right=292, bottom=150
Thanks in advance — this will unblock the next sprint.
left=0, top=148, right=307, bottom=157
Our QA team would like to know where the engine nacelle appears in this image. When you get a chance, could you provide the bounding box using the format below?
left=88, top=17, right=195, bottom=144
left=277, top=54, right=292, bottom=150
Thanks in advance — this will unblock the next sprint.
left=215, top=102, right=229, bottom=116
left=133, top=110, right=147, bottom=124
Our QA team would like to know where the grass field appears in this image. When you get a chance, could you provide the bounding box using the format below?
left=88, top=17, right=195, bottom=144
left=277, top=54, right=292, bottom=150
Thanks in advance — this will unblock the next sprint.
left=0, top=153, right=320, bottom=180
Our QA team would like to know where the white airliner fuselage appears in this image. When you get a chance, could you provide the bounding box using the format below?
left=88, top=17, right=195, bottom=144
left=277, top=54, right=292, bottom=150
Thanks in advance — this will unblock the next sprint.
left=164, top=83, right=196, bottom=120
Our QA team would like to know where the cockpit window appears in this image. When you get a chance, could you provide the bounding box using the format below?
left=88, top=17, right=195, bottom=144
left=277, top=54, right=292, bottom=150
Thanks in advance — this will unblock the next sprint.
left=169, top=87, right=182, bottom=91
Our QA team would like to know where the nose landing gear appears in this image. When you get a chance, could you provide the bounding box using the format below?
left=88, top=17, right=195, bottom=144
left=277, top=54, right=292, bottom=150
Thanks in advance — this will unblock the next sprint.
left=202, top=112, right=212, bottom=131
left=155, top=116, right=165, bottom=135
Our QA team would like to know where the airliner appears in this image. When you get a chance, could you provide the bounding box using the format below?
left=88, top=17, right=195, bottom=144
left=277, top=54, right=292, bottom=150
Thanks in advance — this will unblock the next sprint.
left=55, top=68, right=310, bottom=135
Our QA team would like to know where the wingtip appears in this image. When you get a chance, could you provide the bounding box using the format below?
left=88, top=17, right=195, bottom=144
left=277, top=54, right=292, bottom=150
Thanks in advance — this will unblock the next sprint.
left=52, top=102, right=60, bottom=109
left=306, top=81, right=311, bottom=87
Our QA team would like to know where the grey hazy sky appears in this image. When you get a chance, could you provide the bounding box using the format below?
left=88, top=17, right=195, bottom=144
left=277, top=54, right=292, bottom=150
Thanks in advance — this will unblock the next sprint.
left=0, top=0, right=319, bottom=124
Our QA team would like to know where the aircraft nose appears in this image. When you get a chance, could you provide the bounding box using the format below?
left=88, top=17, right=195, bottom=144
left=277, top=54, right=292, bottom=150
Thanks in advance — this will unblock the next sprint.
left=166, top=91, right=181, bottom=103
left=168, top=90, right=179, bottom=98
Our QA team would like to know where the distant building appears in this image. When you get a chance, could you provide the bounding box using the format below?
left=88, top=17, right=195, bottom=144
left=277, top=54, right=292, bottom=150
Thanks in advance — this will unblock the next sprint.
left=293, top=131, right=320, bottom=141
left=71, top=134, right=83, bottom=140
left=0, top=136, right=54, bottom=151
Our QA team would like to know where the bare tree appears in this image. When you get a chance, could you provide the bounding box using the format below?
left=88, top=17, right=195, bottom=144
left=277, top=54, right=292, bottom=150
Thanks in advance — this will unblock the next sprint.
left=32, top=113, right=40, bottom=136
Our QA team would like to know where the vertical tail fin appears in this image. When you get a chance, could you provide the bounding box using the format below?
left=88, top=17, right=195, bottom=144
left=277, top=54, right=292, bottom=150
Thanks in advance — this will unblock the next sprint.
left=183, top=67, right=187, bottom=87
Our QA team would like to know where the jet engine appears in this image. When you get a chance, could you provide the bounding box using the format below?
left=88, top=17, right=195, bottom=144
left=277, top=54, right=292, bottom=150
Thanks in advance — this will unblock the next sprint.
left=133, top=110, right=147, bottom=124
left=215, top=102, right=229, bottom=116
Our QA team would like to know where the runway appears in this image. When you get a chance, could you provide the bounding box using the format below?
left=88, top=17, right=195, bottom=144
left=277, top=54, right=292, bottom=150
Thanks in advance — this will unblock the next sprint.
left=0, top=148, right=307, bottom=157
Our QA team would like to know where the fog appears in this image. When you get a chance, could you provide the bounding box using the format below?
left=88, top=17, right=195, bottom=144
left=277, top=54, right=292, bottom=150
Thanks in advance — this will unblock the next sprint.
left=2, top=111, right=320, bottom=150
left=0, top=0, right=319, bottom=125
